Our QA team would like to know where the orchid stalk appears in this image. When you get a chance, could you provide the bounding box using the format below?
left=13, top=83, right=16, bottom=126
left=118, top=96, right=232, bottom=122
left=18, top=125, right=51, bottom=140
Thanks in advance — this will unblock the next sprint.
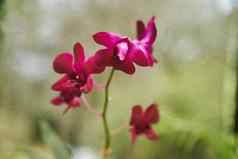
left=102, top=68, right=115, bottom=157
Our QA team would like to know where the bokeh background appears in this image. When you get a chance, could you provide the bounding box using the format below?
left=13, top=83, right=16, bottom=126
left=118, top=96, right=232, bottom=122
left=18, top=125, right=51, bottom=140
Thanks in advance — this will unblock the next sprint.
left=1, top=0, right=238, bottom=158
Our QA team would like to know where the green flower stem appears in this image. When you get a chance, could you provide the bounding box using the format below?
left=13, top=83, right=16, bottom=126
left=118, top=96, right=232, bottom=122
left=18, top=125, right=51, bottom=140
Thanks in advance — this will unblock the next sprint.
left=102, top=68, right=115, bottom=155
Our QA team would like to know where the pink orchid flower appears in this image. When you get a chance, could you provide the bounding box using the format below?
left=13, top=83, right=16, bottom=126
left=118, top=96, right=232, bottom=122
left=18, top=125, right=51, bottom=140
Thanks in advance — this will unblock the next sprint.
left=130, top=103, right=160, bottom=144
left=92, top=17, right=158, bottom=74
left=92, top=32, right=135, bottom=74
left=51, top=42, right=94, bottom=111
left=131, top=16, right=158, bottom=67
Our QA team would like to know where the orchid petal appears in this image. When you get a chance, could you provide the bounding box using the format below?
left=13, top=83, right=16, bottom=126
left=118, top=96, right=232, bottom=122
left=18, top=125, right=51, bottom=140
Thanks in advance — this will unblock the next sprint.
left=53, top=53, right=73, bottom=74
left=93, top=32, right=123, bottom=48
left=141, top=16, right=157, bottom=45
left=131, top=42, right=154, bottom=66
left=84, top=49, right=112, bottom=74
left=136, top=20, right=145, bottom=40
left=130, top=105, right=144, bottom=126
left=94, top=49, right=113, bottom=66
left=131, top=46, right=149, bottom=66
left=73, top=42, right=85, bottom=64
left=115, top=41, right=129, bottom=61
left=68, top=97, right=80, bottom=108
left=145, top=128, right=159, bottom=141
left=80, top=76, right=94, bottom=93
left=114, top=60, right=135, bottom=75
left=84, top=56, right=106, bottom=74
left=145, top=104, right=159, bottom=124
left=51, top=96, right=64, bottom=106
left=130, top=127, right=138, bottom=144
left=51, top=75, right=70, bottom=91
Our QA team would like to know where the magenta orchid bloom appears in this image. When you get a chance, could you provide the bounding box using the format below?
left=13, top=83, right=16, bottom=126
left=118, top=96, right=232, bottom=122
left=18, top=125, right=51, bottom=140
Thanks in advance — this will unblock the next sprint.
left=92, top=32, right=135, bottom=74
left=51, top=42, right=94, bottom=111
left=131, top=16, right=158, bottom=67
left=130, top=103, right=160, bottom=144
left=92, top=17, right=158, bottom=74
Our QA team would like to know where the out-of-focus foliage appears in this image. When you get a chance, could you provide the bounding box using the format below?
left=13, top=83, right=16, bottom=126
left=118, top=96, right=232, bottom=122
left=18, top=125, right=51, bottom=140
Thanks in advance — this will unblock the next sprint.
left=40, top=121, right=72, bottom=159
left=0, top=0, right=6, bottom=19
left=1, top=0, right=238, bottom=159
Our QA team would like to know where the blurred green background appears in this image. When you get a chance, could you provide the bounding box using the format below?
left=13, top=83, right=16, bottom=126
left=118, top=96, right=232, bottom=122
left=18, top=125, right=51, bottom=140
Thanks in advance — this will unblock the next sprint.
left=1, top=0, right=238, bottom=158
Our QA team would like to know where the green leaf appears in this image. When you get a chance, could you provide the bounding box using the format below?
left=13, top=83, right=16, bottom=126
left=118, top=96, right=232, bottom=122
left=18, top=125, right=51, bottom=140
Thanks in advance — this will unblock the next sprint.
left=40, top=121, right=72, bottom=159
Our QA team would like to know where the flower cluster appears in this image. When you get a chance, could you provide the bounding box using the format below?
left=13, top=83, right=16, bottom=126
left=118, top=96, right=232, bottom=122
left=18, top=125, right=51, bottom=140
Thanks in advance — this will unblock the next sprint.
left=51, top=17, right=160, bottom=144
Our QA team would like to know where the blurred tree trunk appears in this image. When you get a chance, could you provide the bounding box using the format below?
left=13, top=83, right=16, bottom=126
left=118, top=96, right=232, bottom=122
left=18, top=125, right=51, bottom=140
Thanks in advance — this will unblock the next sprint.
left=234, top=14, right=238, bottom=133
left=229, top=10, right=238, bottom=134
left=0, top=0, right=6, bottom=103
left=234, top=46, right=238, bottom=134
left=0, top=0, right=5, bottom=51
